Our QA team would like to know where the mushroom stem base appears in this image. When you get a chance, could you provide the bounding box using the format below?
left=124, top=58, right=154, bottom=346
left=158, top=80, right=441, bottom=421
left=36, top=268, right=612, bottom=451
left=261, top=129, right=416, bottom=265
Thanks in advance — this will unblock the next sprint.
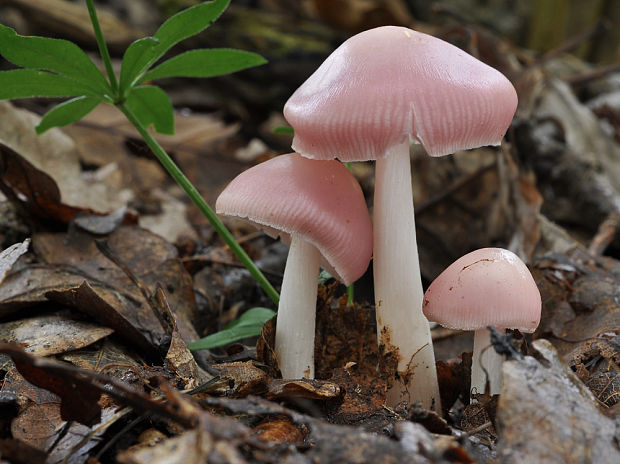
left=374, top=141, right=441, bottom=412
left=471, top=328, right=504, bottom=397
left=275, top=236, right=320, bottom=379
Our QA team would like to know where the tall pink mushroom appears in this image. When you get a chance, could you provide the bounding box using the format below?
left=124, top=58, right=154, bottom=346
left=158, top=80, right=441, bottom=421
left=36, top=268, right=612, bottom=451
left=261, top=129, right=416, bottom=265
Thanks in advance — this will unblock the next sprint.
left=284, top=26, right=518, bottom=410
left=423, top=248, right=541, bottom=397
left=216, top=153, right=372, bottom=379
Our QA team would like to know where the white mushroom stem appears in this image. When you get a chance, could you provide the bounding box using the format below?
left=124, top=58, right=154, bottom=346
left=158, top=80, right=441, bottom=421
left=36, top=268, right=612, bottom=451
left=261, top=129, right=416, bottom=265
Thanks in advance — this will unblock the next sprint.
left=374, top=140, right=441, bottom=411
left=471, top=328, right=504, bottom=398
left=275, top=235, right=321, bottom=379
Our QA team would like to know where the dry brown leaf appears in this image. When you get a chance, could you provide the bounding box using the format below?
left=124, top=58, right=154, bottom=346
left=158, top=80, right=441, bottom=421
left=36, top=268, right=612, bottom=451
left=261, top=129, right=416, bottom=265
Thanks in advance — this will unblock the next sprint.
left=4, top=0, right=140, bottom=50
left=0, top=312, right=113, bottom=356
left=0, top=238, right=29, bottom=284
left=0, top=102, right=126, bottom=213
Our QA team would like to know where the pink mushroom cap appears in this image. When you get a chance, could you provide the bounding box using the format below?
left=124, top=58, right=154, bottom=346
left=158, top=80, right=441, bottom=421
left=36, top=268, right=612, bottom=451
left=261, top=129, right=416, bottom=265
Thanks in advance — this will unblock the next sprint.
left=284, top=26, right=518, bottom=161
left=422, top=248, right=541, bottom=332
left=216, top=153, right=373, bottom=285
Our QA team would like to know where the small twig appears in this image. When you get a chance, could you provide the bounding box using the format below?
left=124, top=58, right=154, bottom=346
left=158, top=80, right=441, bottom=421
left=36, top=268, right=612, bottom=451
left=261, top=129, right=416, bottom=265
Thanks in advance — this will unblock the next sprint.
left=46, top=421, right=73, bottom=457
left=565, top=63, right=620, bottom=86
left=466, top=421, right=493, bottom=435
left=182, top=255, right=284, bottom=279
left=530, top=20, right=608, bottom=68
left=416, top=162, right=496, bottom=215
left=62, top=407, right=134, bottom=464
left=595, top=372, right=618, bottom=401
left=93, top=411, right=146, bottom=461
left=588, top=211, right=620, bottom=255
left=382, top=404, right=405, bottom=421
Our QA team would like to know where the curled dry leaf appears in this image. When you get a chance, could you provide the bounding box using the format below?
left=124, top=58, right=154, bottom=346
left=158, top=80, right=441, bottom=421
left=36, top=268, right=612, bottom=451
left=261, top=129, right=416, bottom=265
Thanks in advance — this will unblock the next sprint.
left=0, top=238, right=29, bottom=284
left=0, top=141, right=87, bottom=226
left=0, top=345, right=103, bottom=427
left=252, top=415, right=306, bottom=444
left=2, top=367, right=117, bottom=464
left=266, top=378, right=342, bottom=401
left=0, top=311, right=113, bottom=356
left=212, top=361, right=269, bottom=397
left=116, top=429, right=222, bottom=464
left=0, top=102, right=126, bottom=213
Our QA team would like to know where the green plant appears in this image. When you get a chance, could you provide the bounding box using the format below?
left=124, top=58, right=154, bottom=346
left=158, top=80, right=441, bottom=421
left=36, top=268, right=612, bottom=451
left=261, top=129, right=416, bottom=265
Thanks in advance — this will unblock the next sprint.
left=0, top=0, right=279, bottom=307
left=187, top=307, right=275, bottom=350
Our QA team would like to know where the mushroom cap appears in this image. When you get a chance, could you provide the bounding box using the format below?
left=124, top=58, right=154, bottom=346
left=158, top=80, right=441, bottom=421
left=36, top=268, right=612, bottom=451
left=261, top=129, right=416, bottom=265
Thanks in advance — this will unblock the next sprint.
left=215, top=153, right=373, bottom=285
left=422, top=248, right=541, bottom=332
left=284, top=26, right=518, bottom=162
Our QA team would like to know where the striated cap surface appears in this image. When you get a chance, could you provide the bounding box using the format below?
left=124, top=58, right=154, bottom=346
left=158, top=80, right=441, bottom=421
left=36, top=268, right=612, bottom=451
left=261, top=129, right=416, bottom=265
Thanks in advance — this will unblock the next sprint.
left=284, top=26, right=518, bottom=162
left=422, top=248, right=541, bottom=332
left=216, top=153, right=372, bottom=285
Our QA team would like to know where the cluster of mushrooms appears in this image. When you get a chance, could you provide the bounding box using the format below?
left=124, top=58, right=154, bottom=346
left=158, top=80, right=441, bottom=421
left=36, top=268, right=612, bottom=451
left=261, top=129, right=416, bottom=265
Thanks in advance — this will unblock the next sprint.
left=216, top=26, right=542, bottom=412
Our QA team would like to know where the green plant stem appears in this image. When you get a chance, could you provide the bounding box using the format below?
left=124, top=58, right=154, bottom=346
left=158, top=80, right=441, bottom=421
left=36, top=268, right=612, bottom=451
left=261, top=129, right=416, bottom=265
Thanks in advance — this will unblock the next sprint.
left=85, top=0, right=118, bottom=95
left=346, top=283, right=354, bottom=305
left=119, top=103, right=280, bottom=305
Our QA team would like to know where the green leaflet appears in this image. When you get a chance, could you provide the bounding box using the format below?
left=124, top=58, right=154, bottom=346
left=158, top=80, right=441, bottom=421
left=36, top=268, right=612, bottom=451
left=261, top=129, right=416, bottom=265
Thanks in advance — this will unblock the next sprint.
left=36, top=96, right=102, bottom=134
left=0, top=24, right=109, bottom=94
left=141, top=48, right=266, bottom=82
left=0, top=69, right=99, bottom=99
left=125, top=85, right=174, bottom=135
left=119, top=37, right=160, bottom=93
left=187, top=307, right=276, bottom=350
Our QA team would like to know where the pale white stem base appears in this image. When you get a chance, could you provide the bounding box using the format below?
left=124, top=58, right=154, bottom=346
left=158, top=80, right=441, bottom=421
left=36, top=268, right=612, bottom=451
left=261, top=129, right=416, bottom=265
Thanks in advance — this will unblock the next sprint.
left=275, top=236, right=320, bottom=379
left=471, top=328, right=504, bottom=397
left=374, top=141, right=441, bottom=412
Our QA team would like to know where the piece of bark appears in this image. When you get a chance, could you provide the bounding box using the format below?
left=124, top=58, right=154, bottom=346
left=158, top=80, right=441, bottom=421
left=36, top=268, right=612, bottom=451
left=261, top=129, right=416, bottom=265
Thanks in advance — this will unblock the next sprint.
left=497, top=339, right=620, bottom=463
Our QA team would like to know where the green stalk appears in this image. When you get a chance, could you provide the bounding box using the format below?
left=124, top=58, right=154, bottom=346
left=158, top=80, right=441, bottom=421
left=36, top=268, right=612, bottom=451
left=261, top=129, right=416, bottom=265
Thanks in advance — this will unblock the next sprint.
left=84, top=0, right=278, bottom=305
left=85, top=0, right=119, bottom=95
left=119, top=103, right=280, bottom=305
left=346, top=283, right=354, bottom=306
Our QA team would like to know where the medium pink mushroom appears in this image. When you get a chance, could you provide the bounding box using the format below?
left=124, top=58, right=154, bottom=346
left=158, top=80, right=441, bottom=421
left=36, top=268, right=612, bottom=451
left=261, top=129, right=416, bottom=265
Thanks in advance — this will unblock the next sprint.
left=216, top=153, right=372, bottom=379
left=423, top=248, right=541, bottom=397
left=284, top=25, right=517, bottom=410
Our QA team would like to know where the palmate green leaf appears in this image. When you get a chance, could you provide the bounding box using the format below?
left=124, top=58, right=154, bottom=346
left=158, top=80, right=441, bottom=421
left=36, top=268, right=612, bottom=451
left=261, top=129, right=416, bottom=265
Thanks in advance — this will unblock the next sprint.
left=36, top=96, right=102, bottom=134
left=119, top=0, right=230, bottom=91
left=0, top=24, right=109, bottom=94
left=141, top=48, right=266, bottom=82
left=187, top=307, right=276, bottom=350
left=125, top=85, right=174, bottom=135
left=0, top=69, right=98, bottom=99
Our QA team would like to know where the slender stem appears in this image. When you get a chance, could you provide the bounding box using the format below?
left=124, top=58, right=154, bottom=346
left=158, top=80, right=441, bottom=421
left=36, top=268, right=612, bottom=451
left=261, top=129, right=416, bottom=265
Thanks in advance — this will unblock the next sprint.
left=344, top=161, right=355, bottom=306
left=374, top=141, right=441, bottom=412
left=471, top=328, right=504, bottom=398
left=275, top=236, right=320, bottom=379
left=118, top=103, right=280, bottom=305
left=346, top=283, right=354, bottom=306
left=85, top=0, right=119, bottom=95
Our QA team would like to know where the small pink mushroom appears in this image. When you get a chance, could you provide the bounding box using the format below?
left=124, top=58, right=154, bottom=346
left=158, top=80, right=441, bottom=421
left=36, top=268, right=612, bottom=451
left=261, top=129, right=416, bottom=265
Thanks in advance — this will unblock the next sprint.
left=216, top=153, right=372, bottom=379
left=284, top=25, right=518, bottom=410
left=423, top=248, right=541, bottom=397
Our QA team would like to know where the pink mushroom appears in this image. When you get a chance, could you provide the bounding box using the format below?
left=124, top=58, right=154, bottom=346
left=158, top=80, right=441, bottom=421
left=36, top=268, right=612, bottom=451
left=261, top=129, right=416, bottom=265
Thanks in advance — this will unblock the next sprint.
left=216, top=153, right=372, bottom=379
left=284, top=25, right=518, bottom=410
left=423, top=248, right=541, bottom=397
